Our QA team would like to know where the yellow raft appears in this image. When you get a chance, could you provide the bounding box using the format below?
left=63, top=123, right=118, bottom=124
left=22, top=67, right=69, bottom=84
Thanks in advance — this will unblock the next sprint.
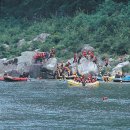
left=67, top=80, right=100, bottom=88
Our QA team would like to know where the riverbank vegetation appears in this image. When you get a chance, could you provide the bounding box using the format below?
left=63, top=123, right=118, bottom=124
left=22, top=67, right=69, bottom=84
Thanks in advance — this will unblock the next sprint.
left=0, top=0, right=130, bottom=59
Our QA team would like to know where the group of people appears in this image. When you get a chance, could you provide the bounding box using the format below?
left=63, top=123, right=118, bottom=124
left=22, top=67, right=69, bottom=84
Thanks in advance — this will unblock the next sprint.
left=74, top=74, right=97, bottom=85
left=73, top=50, right=97, bottom=64
left=54, top=62, right=71, bottom=79
left=55, top=62, right=97, bottom=84
left=54, top=49, right=98, bottom=84
left=33, top=47, right=56, bottom=63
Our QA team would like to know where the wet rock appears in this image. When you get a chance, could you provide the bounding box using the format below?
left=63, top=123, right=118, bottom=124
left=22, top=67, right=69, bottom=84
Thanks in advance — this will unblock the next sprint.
left=29, top=64, right=43, bottom=78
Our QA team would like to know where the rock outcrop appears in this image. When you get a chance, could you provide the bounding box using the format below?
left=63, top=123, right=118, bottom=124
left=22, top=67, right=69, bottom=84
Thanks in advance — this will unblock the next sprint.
left=77, top=58, right=98, bottom=75
left=32, top=33, right=50, bottom=43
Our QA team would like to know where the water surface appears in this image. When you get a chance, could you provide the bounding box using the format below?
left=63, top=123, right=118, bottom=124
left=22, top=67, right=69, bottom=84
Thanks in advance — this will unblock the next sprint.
left=0, top=80, right=130, bottom=130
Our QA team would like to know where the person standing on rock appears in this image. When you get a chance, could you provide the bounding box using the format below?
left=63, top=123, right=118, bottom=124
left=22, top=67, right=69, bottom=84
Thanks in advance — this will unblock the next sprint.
left=93, top=56, right=97, bottom=64
left=82, top=50, right=87, bottom=59
left=73, top=53, right=78, bottom=63
left=49, top=47, right=56, bottom=58
left=78, top=53, right=82, bottom=64
left=88, top=50, right=94, bottom=60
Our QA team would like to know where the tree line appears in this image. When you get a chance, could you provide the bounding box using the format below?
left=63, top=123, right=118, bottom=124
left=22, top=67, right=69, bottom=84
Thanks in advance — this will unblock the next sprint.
left=0, top=0, right=128, bottom=19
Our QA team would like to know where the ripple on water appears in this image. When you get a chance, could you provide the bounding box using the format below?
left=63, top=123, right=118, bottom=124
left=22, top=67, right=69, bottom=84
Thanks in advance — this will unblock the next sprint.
left=0, top=81, right=129, bottom=129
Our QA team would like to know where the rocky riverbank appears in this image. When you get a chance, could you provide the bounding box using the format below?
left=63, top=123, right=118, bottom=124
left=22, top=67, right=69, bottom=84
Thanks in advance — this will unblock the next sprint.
left=0, top=43, right=130, bottom=79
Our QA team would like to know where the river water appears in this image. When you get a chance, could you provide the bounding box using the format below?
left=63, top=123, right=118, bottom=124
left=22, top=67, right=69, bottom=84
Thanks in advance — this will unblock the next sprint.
left=0, top=80, right=130, bottom=130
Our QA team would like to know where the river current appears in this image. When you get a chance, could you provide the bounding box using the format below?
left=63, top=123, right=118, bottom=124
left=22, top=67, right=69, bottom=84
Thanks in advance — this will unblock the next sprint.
left=0, top=80, right=130, bottom=130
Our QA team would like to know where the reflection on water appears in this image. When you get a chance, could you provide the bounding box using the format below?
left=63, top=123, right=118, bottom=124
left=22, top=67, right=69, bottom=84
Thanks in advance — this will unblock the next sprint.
left=0, top=80, right=130, bottom=129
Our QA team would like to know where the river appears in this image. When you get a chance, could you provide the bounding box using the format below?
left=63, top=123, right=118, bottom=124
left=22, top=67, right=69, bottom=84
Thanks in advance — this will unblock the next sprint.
left=0, top=80, right=130, bottom=130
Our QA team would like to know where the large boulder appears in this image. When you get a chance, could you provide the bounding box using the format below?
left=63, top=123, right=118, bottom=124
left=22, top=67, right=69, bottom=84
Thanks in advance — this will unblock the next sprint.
left=33, top=33, right=50, bottom=42
left=78, top=58, right=98, bottom=75
left=0, top=58, right=17, bottom=76
left=42, top=58, right=57, bottom=73
left=112, top=61, right=130, bottom=76
left=81, top=44, right=95, bottom=52
left=29, top=64, right=43, bottom=78
left=40, top=58, right=57, bottom=79
left=17, top=51, right=36, bottom=73
left=17, top=39, right=26, bottom=47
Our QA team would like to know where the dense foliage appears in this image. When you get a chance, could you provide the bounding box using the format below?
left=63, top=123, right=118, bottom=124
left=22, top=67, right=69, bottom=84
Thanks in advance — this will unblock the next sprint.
left=1, top=0, right=104, bottom=18
left=0, top=0, right=130, bottom=59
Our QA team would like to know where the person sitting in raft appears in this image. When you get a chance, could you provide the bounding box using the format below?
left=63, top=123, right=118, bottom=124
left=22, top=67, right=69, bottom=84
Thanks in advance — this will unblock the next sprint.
left=73, top=73, right=82, bottom=82
left=19, top=72, right=29, bottom=78
left=73, top=72, right=79, bottom=81
left=4, top=72, right=9, bottom=76
left=115, top=72, right=122, bottom=78
left=86, top=73, right=93, bottom=83
left=80, top=75, right=86, bottom=86
left=103, top=73, right=109, bottom=82
left=91, top=74, right=97, bottom=83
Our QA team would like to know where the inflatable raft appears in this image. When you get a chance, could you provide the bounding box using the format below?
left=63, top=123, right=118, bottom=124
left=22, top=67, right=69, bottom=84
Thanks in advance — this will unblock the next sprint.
left=113, top=75, right=130, bottom=82
left=67, top=80, right=99, bottom=88
left=0, top=77, right=4, bottom=81
left=4, top=76, right=28, bottom=82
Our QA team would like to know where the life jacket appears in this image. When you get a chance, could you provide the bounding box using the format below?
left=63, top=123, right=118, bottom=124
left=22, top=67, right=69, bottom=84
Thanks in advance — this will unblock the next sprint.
left=82, top=50, right=87, bottom=57
left=93, top=56, right=97, bottom=61
left=88, top=51, right=94, bottom=59
left=87, top=74, right=92, bottom=82
left=42, top=52, right=46, bottom=58
left=93, top=56, right=97, bottom=63
left=64, top=66, right=70, bottom=72
left=81, top=76, right=86, bottom=83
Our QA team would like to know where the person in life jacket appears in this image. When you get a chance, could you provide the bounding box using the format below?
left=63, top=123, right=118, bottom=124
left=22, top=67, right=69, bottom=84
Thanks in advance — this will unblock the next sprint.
left=54, top=64, right=61, bottom=79
left=88, top=50, right=94, bottom=59
left=78, top=53, right=82, bottom=64
left=34, top=52, right=47, bottom=63
left=80, top=75, right=86, bottom=86
left=50, top=47, right=56, bottom=58
left=103, top=73, right=109, bottom=82
left=41, top=52, right=47, bottom=62
left=45, top=52, right=50, bottom=60
left=93, top=56, right=97, bottom=64
left=33, top=52, right=40, bottom=63
left=87, top=73, right=93, bottom=83
left=73, top=53, right=78, bottom=63
left=64, top=62, right=71, bottom=76
left=73, top=72, right=78, bottom=81
left=82, top=50, right=87, bottom=58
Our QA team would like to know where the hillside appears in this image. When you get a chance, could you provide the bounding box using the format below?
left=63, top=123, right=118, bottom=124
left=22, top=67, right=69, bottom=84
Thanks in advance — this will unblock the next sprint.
left=0, top=0, right=129, bottom=59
